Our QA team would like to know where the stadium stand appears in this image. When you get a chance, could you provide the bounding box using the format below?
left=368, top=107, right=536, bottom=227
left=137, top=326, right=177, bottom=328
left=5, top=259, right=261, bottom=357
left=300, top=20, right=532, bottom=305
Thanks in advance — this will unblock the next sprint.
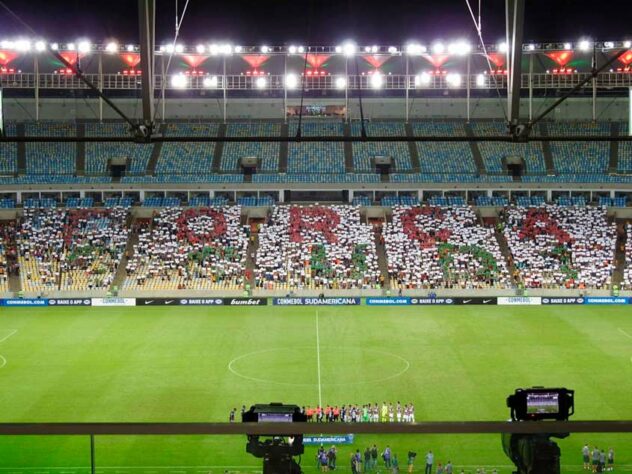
left=222, top=122, right=281, bottom=172
left=24, top=121, right=76, bottom=175
left=351, top=121, right=412, bottom=171
left=471, top=121, right=547, bottom=174
left=501, top=205, right=616, bottom=289
left=618, top=122, right=632, bottom=173
left=0, top=198, right=16, bottom=209
left=255, top=205, right=380, bottom=290
left=0, top=122, right=17, bottom=176
left=547, top=121, right=610, bottom=175
left=0, top=222, right=15, bottom=292
left=123, top=207, right=247, bottom=291
left=85, top=122, right=153, bottom=175
left=120, top=174, right=243, bottom=184
left=391, top=173, right=512, bottom=183
left=625, top=224, right=632, bottom=290
left=252, top=173, right=380, bottom=183
left=412, top=122, right=477, bottom=175
left=17, top=207, right=130, bottom=293
left=384, top=205, right=511, bottom=289
left=104, top=197, right=134, bottom=208
left=287, top=121, right=346, bottom=173
left=155, top=123, right=219, bottom=176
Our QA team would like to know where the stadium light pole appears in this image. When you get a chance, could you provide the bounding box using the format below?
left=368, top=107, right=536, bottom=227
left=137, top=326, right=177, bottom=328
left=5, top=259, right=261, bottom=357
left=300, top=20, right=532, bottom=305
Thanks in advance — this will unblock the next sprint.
left=33, top=54, right=39, bottom=122
left=405, top=53, right=409, bottom=123
left=528, top=50, right=534, bottom=121
left=223, top=55, right=227, bottom=124
left=344, top=57, right=349, bottom=123
left=98, top=52, right=103, bottom=122
left=629, top=87, right=632, bottom=136
left=506, top=0, right=526, bottom=134
left=466, top=52, right=471, bottom=122
left=592, top=44, right=597, bottom=122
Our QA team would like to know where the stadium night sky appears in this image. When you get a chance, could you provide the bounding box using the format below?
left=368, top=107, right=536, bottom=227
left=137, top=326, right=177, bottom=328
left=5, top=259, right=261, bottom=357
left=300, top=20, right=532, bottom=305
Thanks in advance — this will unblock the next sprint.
left=0, top=0, right=630, bottom=45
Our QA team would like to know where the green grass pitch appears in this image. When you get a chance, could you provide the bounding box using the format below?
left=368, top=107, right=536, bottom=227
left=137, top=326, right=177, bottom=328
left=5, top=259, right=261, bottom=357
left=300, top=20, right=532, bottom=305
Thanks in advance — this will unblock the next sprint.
left=0, top=305, right=630, bottom=473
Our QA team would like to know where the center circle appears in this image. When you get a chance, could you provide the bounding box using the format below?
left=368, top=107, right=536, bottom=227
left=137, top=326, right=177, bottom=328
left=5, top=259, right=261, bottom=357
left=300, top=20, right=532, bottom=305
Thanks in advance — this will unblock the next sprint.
left=228, top=346, right=410, bottom=387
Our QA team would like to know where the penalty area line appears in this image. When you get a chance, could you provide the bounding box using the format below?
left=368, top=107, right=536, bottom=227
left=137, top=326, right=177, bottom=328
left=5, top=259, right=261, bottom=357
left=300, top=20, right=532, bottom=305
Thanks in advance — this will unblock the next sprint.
left=0, top=329, right=17, bottom=343
left=618, top=327, right=632, bottom=340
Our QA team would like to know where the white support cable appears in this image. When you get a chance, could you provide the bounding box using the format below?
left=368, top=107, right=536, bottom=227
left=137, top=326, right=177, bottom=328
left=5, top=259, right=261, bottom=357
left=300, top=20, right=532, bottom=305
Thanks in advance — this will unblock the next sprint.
left=153, top=0, right=192, bottom=122
left=464, top=0, right=508, bottom=121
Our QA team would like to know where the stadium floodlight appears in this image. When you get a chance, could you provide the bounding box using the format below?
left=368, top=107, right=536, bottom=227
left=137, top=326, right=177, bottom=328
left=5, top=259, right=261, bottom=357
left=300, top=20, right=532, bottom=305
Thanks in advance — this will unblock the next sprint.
left=406, top=43, right=425, bottom=55
left=432, top=42, right=445, bottom=54
left=220, top=44, right=233, bottom=55
left=335, top=76, right=347, bottom=89
left=34, top=40, right=46, bottom=52
left=342, top=42, right=356, bottom=57
left=261, top=45, right=270, bottom=53
left=578, top=39, right=591, bottom=52
left=335, top=45, right=342, bottom=54
left=78, top=41, right=91, bottom=53
left=196, top=44, right=206, bottom=54
left=448, top=40, right=471, bottom=56
left=563, top=42, right=571, bottom=50
left=175, top=44, right=184, bottom=53
left=388, top=46, right=398, bottom=54
left=67, top=42, right=76, bottom=51
left=165, top=44, right=175, bottom=53
left=603, top=41, right=614, bottom=49
left=476, top=73, right=485, bottom=86
left=15, top=39, right=31, bottom=52
left=446, top=72, right=461, bottom=87
left=208, top=43, right=220, bottom=55
left=498, top=41, right=508, bottom=53
left=285, top=73, right=298, bottom=89
left=414, top=72, right=431, bottom=86
left=370, top=72, right=383, bottom=89
left=203, top=75, right=218, bottom=88
left=364, top=46, right=371, bottom=53
left=0, top=40, right=13, bottom=49
left=126, top=44, right=135, bottom=52
left=105, top=42, right=118, bottom=53
left=527, top=43, right=536, bottom=51
left=50, top=42, right=58, bottom=51
left=371, top=45, right=378, bottom=53
left=171, top=73, right=188, bottom=88
left=255, top=76, right=267, bottom=89
left=297, top=46, right=304, bottom=53
left=288, top=45, right=297, bottom=54
left=234, top=45, right=243, bottom=53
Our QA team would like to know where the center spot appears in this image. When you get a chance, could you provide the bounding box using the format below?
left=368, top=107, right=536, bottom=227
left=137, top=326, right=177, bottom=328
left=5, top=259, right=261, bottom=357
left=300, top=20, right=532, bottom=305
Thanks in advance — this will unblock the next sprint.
left=228, top=346, right=410, bottom=387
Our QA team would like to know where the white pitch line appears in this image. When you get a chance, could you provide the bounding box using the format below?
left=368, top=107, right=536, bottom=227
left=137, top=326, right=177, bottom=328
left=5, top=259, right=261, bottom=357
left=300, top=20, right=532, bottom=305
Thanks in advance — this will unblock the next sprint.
left=0, top=355, right=6, bottom=369
left=0, top=329, right=17, bottom=344
left=315, top=310, right=322, bottom=408
left=618, top=327, right=632, bottom=340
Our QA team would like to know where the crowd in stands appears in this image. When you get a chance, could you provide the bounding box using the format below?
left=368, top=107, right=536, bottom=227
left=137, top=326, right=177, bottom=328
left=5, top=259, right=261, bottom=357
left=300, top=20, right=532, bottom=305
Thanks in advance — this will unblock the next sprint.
left=501, top=205, right=616, bottom=289
left=0, top=222, right=17, bottom=292
left=624, top=224, right=632, bottom=290
left=17, top=207, right=130, bottom=292
left=124, top=206, right=248, bottom=291
left=384, top=206, right=511, bottom=290
left=255, top=205, right=380, bottom=290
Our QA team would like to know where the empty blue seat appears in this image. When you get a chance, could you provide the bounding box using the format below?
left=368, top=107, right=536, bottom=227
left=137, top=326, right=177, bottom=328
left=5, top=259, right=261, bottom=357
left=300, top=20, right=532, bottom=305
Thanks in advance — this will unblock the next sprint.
left=351, top=121, right=412, bottom=171
left=222, top=123, right=280, bottom=172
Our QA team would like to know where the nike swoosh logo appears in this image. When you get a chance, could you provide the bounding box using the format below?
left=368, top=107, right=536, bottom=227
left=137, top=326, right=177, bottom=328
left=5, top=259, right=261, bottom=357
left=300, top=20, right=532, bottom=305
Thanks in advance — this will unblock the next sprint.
left=145, top=300, right=154, bottom=304
left=165, top=300, right=174, bottom=304
left=463, top=299, right=472, bottom=303
left=483, top=299, right=492, bottom=304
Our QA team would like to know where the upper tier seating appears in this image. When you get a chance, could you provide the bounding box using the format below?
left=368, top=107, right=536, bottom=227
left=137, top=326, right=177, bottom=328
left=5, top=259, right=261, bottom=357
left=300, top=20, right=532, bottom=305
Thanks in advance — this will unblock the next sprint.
left=222, top=122, right=281, bottom=172
left=252, top=173, right=380, bottom=183
left=123, top=206, right=247, bottom=291
left=624, top=224, right=632, bottom=290
left=618, top=122, right=632, bottom=173
left=384, top=205, right=511, bottom=289
left=351, top=121, right=412, bottom=171
left=412, top=122, right=477, bottom=174
left=155, top=123, right=219, bottom=175
left=256, top=205, right=380, bottom=290
left=502, top=205, right=616, bottom=289
left=391, top=173, right=512, bottom=183
left=0, top=123, right=17, bottom=175
left=471, top=121, right=547, bottom=174
left=85, top=122, right=152, bottom=175
left=121, top=174, right=243, bottom=184
left=547, top=121, right=610, bottom=174
left=287, top=121, right=345, bottom=173
left=24, top=121, right=76, bottom=175
left=17, top=207, right=130, bottom=293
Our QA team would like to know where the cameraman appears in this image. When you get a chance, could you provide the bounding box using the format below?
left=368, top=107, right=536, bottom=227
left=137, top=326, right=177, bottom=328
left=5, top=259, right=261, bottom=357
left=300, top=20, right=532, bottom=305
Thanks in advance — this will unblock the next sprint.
left=407, top=451, right=417, bottom=473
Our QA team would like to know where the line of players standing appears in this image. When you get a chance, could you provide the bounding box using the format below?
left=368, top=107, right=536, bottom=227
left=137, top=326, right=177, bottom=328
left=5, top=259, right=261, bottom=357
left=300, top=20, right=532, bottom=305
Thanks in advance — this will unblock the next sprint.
left=583, top=444, right=615, bottom=472
left=303, top=402, right=416, bottom=423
